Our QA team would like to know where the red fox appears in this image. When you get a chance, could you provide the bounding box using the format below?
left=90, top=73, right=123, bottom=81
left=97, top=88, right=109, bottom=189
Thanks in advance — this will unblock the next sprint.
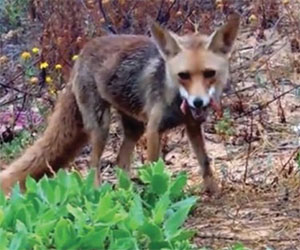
left=0, top=14, right=240, bottom=195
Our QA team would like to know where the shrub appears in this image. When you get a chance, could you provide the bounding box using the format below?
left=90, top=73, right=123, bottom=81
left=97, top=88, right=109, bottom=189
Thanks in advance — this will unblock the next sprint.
left=0, top=160, right=197, bottom=249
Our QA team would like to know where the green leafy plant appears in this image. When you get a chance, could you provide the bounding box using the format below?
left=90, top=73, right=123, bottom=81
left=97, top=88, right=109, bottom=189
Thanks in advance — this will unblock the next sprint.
left=0, top=160, right=198, bottom=249
left=0, top=0, right=29, bottom=33
left=228, top=242, right=249, bottom=250
left=0, top=130, right=34, bottom=162
left=215, top=109, right=234, bottom=136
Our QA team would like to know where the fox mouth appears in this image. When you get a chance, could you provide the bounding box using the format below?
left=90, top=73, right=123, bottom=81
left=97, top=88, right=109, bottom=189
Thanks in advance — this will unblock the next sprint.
left=180, top=99, right=221, bottom=122
left=189, top=105, right=209, bottom=122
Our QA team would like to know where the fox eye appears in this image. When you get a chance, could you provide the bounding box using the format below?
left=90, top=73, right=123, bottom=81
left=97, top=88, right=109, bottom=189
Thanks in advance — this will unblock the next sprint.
left=203, top=69, right=216, bottom=78
left=178, top=72, right=191, bottom=80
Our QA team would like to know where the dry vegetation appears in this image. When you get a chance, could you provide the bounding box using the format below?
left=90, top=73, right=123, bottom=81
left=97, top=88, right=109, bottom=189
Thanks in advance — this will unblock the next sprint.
left=0, top=0, right=300, bottom=249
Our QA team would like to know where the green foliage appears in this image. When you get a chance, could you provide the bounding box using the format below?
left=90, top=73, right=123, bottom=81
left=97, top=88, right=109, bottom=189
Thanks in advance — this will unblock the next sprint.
left=0, top=0, right=29, bottom=33
left=200, top=242, right=248, bottom=250
left=0, top=130, right=33, bottom=162
left=215, top=109, right=234, bottom=136
left=223, top=242, right=249, bottom=250
left=0, top=160, right=198, bottom=249
left=231, top=242, right=246, bottom=250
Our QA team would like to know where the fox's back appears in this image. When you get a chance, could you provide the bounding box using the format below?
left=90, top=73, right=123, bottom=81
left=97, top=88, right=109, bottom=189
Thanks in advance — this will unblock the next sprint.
left=76, top=34, right=167, bottom=121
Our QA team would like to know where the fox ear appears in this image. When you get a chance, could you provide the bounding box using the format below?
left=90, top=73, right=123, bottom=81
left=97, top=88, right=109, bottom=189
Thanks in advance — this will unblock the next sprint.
left=150, top=22, right=181, bottom=59
left=208, top=13, right=240, bottom=55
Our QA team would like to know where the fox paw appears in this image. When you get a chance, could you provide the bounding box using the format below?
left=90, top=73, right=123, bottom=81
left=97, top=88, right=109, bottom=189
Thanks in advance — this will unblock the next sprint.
left=0, top=172, right=14, bottom=196
left=93, top=171, right=102, bottom=187
left=203, top=176, right=220, bottom=196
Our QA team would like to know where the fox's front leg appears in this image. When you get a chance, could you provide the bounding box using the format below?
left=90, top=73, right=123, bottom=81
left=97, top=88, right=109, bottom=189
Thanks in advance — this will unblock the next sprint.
left=186, top=122, right=219, bottom=194
left=146, top=130, right=161, bottom=162
left=146, top=105, right=163, bottom=162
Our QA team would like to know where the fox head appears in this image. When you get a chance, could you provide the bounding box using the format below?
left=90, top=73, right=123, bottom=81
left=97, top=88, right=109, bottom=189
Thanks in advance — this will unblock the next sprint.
left=150, top=14, right=240, bottom=117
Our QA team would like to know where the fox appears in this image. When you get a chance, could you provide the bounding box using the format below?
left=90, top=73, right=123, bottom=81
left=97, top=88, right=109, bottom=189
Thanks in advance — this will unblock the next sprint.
left=0, top=14, right=240, bottom=196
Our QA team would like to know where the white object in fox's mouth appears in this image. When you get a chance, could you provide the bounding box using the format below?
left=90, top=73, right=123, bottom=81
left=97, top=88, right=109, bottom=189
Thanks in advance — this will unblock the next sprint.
left=180, top=99, right=188, bottom=115
left=180, top=98, right=208, bottom=122
left=189, top=106, right=209, bottom=122
left=180, top=96, right=222, bottom=122
left=179, top=86, right=215, bottom=109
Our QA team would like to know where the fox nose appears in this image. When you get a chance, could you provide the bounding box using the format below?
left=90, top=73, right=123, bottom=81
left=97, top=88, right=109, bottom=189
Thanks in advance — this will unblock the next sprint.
left=193, top=98, right=203, bottom=108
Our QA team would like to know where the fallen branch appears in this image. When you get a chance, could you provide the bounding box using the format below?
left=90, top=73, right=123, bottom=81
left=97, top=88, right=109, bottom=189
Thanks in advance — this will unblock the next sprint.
left=0, top=96, right=24, bottom=108
left=280, top=146, right=300, bottom=174
left=236, top=84, right=300, bottom=119
left=195, top=233, right=300, bottom=242
left=244, top=114, right=253, bottom=182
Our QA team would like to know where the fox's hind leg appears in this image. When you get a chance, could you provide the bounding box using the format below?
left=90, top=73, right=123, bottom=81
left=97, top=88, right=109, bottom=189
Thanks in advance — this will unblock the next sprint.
left=72, top=77, right=111, bottom=187
left=185, top=121, right=219, bottom=195
left=117, top=113, right=145, bottom=174
left=90, top=107, right=111, bottom=186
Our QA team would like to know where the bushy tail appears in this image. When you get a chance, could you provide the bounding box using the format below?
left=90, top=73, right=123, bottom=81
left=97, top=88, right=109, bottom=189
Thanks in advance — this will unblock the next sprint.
left=0, top=85, right=88, bottom=195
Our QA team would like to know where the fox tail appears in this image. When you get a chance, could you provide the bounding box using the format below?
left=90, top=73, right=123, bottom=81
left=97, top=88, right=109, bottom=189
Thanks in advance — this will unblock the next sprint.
left=0, top=85, right=88, bottom=195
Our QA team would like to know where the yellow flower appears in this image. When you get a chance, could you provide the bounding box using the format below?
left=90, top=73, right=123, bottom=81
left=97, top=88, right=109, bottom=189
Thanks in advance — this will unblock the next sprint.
left=215, top=0, right=223, bottom=8
left=0, top=55, right=8, bottom=65
left=50, top=89, right=56, bottom=95
left=55, top=64, right=62, bottom=70
left=32, top=47, right=39, bottom=54
left=249, top=14, right=258, bottom=23
left=30, top=77, right=39, bottom=84
left=216, top=2, right=224, bottom=9
left=176, top=11, right=182, bottom=17
left=72, top=55, right=79, bottom=61
left=45, top=76, right=53, bottom=83
left=49, top=87, right=57, bottom=95
left=40, top=62, right=49, bottom=69
left=21, top=51, right=31, bottom=60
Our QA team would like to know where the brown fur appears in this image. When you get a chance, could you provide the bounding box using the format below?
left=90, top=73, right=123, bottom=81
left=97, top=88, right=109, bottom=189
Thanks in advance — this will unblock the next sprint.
left=0, top=14, right=240, bottom=195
